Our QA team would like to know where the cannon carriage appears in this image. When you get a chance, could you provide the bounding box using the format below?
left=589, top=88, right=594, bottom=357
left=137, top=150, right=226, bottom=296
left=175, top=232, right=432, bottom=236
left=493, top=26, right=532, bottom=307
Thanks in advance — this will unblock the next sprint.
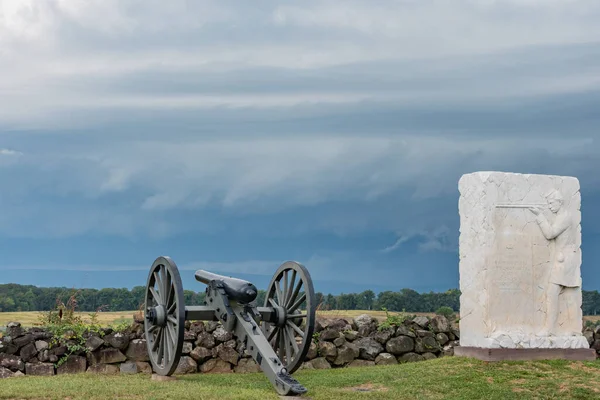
left=143, top=256, right=316, bottom=396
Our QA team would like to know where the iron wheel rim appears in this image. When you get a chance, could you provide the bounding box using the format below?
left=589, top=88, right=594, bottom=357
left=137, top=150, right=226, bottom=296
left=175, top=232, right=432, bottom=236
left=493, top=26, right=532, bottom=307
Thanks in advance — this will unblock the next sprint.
left=262, top=261, right=316, bottom=374
left=144, top=256, right=185, bottom=376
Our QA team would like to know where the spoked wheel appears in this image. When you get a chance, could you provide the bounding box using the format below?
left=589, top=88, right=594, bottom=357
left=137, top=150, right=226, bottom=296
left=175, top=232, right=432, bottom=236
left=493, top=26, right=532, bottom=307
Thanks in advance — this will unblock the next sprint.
left=261, top=261, right=316, bottom=374
left=144, top=256, right=185, bottom=376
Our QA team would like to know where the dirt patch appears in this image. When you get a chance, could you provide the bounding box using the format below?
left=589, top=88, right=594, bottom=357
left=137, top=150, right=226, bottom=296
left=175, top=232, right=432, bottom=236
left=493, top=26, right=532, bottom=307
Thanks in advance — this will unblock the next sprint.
left=559, top=383, right=570, bottom=393
left=510, top=379, right=526, bottom=384
left=344, top=383, right=389, bottom=393
left=486, top=377, right=494, bottom=384
left=575, top=383, right=600, bottom=393
left=568, top=362, right=600, bottom=374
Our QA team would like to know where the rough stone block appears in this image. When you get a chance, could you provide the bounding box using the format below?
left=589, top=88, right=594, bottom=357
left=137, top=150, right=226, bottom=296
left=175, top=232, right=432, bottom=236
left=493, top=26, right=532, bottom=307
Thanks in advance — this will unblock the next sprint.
left=88, top=348, right=127, bottom=365
left=395, top=326, right=416, bottom=338
left=0, top=353, right=23, bottom=371
left=13, top=334, right=34, bottom=349
left=0, top=366, right=14, bottom=378
left=189, top=346, right=212, bottom=363
left=205, top=321, right=219, bottom=333
left=57, top=355, right=87, bottom=375
left=216, top=345, right=239, bottom=366
left=305, top=357, right=331, bottom=369
left=213, top=327, right=233, bottom=343
left=317, top=341, right=337, bottom=362
left=305, top=342, right=317, bottom=360
left=234, top=358, right=260, bottom=373
left=0, top=341, right=18, bottom=355
left=181, top=342, right=193, bottom=355
left=49, top=345, right=67, bottom=358
left=6, top=322, right=23, bottom=339
left=371, top=329, right=393, bottom=345
left=332, top=344, right=358, bottom=366
left=19, top=343, right=38, bottom=362
left=35, top=341, right=49, bottom=352
left=184, top=330, right=196, bottom=341
left=30, top=328, right=52, bottom=341
left=104, top=332, right=130, bottom=351
left=429, top=316, right=450, bottom=333
left=37, top=349, right=50, bottom=363
left=386, top=336, right=414, bottom=355
left=25, top=362, right=55, bottom=376
left=199, top=359, right=232, bottom=373
left=415, top=337, right=441, bottom=354
left=354, top=337, right=383, bottom=361
left=125, top=339, right=149, bottom=362
left=174, top=356, right=197, bottom=375
left=135, top=361, right=152, bottom=374
left=85, top=336, right=104, bottom=352
left=459, top=172, right=588, bottom=349
left=119, top=361, right=138, bottom=374
left=189, top=321, right=205, bottom=335
left=375, top=353, right=398, bottom=365
left=435, top=333, right=449, bottom=346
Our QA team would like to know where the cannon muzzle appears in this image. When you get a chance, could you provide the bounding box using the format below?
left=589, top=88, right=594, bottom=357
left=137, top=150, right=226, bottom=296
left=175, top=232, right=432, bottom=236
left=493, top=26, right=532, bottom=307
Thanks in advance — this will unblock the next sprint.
left=195, top=269, right=258, bottom=304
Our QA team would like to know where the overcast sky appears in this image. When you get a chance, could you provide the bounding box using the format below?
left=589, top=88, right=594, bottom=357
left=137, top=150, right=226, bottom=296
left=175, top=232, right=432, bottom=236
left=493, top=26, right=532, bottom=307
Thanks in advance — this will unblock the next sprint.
left=1, top=0, right=599, bottom=295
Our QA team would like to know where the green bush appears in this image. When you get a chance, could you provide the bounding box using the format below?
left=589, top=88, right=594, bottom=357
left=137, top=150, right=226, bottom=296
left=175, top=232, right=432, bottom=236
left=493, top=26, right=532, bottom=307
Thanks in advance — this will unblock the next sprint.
left=378, top=307, right=410, bottom=331
left=584, top=319, right=598, bottom=330
left=37, top=290, right=132, bottom=367
left=435, top=306, right=455, bottom=320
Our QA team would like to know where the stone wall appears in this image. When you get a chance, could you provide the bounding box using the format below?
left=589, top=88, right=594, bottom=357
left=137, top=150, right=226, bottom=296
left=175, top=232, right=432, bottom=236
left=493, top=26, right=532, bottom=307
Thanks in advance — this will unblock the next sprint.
left=2, top=314, right=598, bottom=378
left=0, top=314, right=459, bottom=378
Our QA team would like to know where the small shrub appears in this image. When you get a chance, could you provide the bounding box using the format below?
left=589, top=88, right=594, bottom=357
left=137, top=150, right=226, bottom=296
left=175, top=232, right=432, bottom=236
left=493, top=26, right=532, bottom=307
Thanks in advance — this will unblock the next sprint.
left=37, top=290, right=107, bottom=367
left=312, top=331, right=320, bottom=344
left=435, top=306, right=455, bottom=321
left=378, top=307, right=409, bottom=331
left=584, top=320, right=597, bottom=330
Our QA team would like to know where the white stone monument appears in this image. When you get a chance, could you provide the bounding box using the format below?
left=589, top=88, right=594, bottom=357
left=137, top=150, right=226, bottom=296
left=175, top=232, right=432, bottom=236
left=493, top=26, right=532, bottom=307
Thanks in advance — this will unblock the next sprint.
left=455, top=171, right=594, bottom=360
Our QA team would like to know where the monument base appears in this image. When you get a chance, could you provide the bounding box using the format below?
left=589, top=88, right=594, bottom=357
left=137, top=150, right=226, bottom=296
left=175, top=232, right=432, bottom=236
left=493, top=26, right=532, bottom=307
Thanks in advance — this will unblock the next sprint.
left=455, top=346, right=597, bottom=361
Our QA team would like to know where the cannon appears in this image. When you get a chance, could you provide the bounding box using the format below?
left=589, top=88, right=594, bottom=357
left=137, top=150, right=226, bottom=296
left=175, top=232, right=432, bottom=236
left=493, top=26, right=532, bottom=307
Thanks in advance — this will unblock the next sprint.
left=143, top=256, right=316, bottom=396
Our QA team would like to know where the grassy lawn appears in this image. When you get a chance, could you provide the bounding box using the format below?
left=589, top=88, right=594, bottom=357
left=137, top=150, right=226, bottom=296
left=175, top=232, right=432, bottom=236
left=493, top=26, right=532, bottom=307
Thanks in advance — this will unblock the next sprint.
left=2, top=357, right=600, bottom=399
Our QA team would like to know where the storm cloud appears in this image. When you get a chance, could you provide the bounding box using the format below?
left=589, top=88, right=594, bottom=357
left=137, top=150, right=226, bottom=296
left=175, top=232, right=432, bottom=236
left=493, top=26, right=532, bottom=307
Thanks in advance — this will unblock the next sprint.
left=0, top=0, right=599, bottom=292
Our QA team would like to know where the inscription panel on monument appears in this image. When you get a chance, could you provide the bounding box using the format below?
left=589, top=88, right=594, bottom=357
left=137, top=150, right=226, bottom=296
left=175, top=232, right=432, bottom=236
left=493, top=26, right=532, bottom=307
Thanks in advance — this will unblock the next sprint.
left=487, top=216, right=535, bottom=336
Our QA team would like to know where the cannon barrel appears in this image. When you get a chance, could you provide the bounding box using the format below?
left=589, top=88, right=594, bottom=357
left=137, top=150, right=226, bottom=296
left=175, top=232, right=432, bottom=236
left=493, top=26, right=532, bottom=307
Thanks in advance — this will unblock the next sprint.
left=195, top=269, right=258, bottom=304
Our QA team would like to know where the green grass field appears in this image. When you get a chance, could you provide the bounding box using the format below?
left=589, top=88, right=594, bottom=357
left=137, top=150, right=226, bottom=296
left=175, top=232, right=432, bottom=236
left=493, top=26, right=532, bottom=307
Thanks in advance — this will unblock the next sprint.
left=2, top=357, right=600, bottom=399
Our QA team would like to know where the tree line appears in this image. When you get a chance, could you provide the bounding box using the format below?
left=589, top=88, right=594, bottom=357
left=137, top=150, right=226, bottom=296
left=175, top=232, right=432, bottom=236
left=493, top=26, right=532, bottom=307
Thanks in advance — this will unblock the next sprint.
left=2, top=283, right=600, bottom=315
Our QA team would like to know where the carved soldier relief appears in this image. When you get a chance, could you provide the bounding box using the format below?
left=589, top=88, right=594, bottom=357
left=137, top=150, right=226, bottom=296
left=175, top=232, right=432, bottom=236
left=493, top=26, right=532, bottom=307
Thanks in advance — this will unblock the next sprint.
left=458, top=171, right=587, bottom=349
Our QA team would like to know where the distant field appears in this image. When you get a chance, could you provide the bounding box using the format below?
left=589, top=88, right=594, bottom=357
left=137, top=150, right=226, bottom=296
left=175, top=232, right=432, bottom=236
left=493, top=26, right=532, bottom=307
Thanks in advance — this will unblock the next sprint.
left=0, top=311, right=139, bottom=328
left=1, top=309, right=599, bottom=328
left=0, top=309, right=435, bottom=328
left=317, top=309, right=440, bottom=321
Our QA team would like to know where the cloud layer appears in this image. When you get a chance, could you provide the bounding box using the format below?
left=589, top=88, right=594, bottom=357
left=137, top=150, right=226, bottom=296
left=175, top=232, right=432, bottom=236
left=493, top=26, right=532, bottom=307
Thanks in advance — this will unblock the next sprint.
left=0, top=1, right=599, bottom=291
